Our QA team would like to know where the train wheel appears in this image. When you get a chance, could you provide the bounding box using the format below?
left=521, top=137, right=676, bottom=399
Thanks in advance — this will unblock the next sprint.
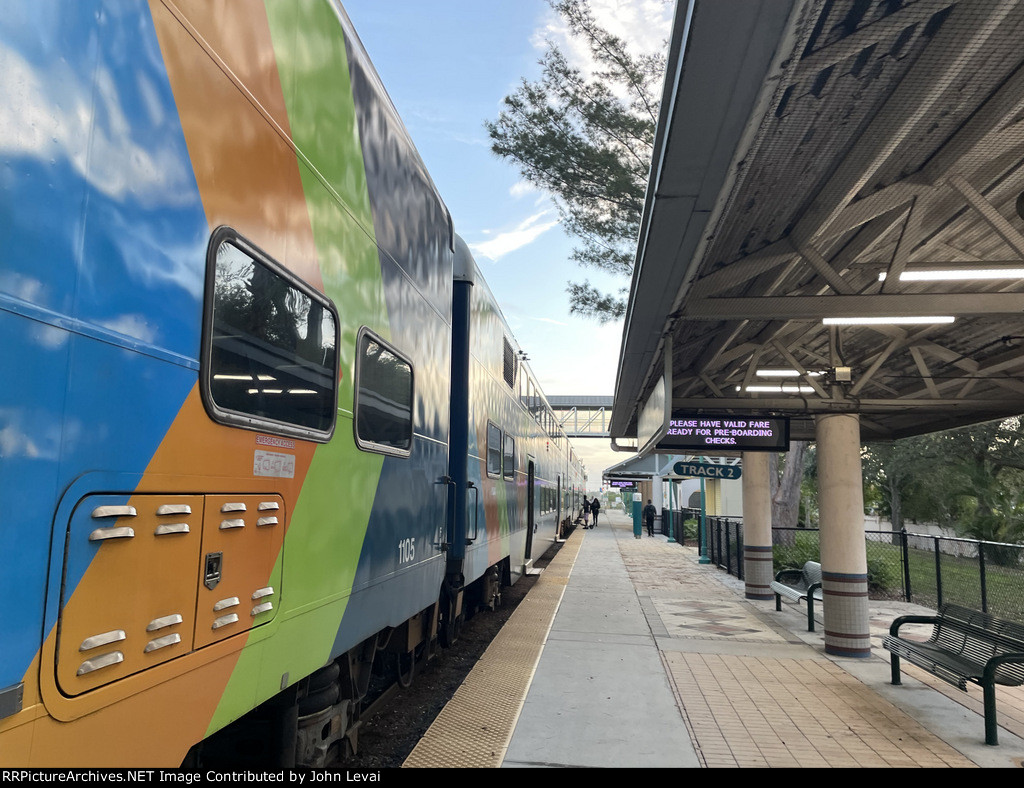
left=481, top=566, right=501, bottom=611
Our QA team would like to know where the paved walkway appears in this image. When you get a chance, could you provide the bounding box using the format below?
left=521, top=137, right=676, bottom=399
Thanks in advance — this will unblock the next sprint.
left=406, top=509, right=1024, bottom=768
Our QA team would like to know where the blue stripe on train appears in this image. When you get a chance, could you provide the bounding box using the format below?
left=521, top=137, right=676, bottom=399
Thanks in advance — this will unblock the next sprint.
left=0, top=2, right=208, bottom=686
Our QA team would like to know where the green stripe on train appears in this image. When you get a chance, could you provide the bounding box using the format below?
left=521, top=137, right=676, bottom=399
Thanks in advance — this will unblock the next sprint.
left=207, top=0, right=388, bottom=734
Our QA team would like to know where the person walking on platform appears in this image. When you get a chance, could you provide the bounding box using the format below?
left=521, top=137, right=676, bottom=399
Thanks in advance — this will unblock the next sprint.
left=643, top=500, right=656, bottom=537
left=582, top=496, right=591, bottom=528
left=591, top=496, right=601, bottom=527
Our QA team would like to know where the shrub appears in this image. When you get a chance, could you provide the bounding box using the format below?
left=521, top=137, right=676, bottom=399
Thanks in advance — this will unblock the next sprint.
left=865, top=552, right=900, bottom=593
left=773, top=531, right=820, bottom=572
left=773, top=532, right=901, bottom=594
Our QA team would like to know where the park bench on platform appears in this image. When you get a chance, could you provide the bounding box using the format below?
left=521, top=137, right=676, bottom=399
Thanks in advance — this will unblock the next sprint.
left=884, top=603, right=1024, bottom=746
left=770, top=560, right=823, bottom=632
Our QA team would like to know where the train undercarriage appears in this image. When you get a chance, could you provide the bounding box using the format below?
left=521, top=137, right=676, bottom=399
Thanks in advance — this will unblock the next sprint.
left=185, top=559, right=510, bottom=768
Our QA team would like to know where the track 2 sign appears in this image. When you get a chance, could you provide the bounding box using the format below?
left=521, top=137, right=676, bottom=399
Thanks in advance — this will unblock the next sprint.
left=672, top=461, right=741, bottom=480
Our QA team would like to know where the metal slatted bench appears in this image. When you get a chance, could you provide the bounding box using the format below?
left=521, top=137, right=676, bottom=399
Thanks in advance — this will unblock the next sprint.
left=884, top=603, right=1024, bottom=745
left=770, top=561, right=823, bottom=632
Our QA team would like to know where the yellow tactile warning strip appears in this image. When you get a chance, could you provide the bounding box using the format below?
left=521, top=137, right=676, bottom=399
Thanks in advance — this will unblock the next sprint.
left=664, top=652, right=977, bottom=768
left=402, top=532, right=582, bottom=768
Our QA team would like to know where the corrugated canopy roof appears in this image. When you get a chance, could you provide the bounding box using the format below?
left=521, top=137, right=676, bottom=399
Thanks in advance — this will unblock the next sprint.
left=612, top=0, right=1024, bottom=444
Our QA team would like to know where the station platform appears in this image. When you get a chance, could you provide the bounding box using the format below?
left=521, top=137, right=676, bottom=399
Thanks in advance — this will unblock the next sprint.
left=403, top=508, right=1024, bottom=768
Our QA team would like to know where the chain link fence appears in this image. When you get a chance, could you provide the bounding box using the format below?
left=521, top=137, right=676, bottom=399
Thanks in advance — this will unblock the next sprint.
left=662, top=508, right=701, bottom=546
left=771, top=526, right=1024, bottom=619
left=659, top=511, right=1024, bottom=619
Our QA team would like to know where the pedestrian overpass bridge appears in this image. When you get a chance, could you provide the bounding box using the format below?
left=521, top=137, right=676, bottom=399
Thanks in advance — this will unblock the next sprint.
left=547, top=395, right=613, bottom=437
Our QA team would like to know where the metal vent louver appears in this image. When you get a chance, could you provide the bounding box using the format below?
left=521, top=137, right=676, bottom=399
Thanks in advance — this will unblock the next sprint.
left=503, top=337, right=517, bottom=389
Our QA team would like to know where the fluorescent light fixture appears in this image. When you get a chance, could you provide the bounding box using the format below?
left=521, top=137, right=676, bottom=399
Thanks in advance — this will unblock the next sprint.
left=823, top=316, right=955, bottom=325
left=737, top=384, right=815, bottom=394
left=880, top=269, right=1024, bottom=281
left=755, top=369, right=824, bottom=378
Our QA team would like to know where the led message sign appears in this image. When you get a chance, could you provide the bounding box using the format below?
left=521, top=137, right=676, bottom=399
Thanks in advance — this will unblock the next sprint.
left=656, top=414, right=790, bottom=452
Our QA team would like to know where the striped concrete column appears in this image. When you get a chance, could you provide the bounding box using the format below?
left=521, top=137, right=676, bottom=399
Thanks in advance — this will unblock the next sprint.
left=742, top=451, right=774, bottom=600
left=815, top=413, right=871, bottom=658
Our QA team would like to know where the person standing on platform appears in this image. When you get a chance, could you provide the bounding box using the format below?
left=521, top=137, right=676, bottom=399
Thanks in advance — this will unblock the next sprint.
left=643, top=499, right=656, bottom=537
left=591, top=496, right=601, bottom=527
left=582, top=496, right=591, bottom=528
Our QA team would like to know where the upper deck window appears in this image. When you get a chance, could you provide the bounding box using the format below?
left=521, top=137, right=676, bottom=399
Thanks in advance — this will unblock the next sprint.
left=202, top=228, right=338, bottom=442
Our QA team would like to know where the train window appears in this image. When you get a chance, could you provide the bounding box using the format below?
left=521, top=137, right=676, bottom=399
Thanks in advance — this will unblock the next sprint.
left=202, top=227, right=338, bottom=442
left=354, top=328, right=414, bottom=457
left=486, top=422, right=502, bottom=477
left=503, top=434, right=515, bottom=480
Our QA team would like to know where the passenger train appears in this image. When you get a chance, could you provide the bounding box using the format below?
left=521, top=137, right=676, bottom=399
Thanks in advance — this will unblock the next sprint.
left=0, top=0, right=584, bottom=767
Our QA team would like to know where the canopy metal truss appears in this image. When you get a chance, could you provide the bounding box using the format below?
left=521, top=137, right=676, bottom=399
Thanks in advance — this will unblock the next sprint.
left=611, top=0, right=1024, bottom=444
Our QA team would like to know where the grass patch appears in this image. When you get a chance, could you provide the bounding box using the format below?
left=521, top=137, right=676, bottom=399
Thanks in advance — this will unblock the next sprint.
left=772, top=530, right=1024, bottom=620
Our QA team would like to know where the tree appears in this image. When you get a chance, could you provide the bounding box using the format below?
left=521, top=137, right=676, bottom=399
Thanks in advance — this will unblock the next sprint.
left=485, top=0, right=665, bottom=321
left=770, top=441, right=809, bottom=545
left=862, top=434, right=941, bottom=532
left=863, top=418, right=1024, bottom=557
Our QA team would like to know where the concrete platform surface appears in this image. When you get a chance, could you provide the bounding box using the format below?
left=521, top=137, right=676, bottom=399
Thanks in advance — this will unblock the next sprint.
left=404, top=509, right=1024, bottom=768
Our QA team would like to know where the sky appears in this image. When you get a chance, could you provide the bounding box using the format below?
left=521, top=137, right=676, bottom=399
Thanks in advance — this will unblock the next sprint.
left=341, top=0, right=674, bottom=482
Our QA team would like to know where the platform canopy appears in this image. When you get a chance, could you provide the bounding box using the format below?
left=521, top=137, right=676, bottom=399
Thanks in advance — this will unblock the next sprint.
left=611, top=0, right=1024, bottom=448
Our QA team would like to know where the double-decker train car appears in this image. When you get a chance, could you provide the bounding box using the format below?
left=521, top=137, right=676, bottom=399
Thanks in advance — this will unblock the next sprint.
left=0, top=0, right=583, bottom=767
left=453, top=240, right=585, bottom=615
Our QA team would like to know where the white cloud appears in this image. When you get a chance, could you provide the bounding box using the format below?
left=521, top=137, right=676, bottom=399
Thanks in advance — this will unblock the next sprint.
left=510, top=180, right=538, bottom=199
left=534, top=0, right=673, bottom=81
left=469, top=210, right=561, bottom=261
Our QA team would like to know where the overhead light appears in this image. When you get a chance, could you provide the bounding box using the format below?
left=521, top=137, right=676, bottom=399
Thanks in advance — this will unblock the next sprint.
left=879, top=269, right=1024, bottom=281
left=823, top=316, right=955, bottom=325
left=755, top=369, right=824, bottom=378
left=737, top=384, right=816, bottom=394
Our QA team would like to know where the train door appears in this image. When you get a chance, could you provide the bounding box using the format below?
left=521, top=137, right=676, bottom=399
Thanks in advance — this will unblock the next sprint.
left=556, top=474, right=562, bottom=537
left=525, top=458, right=536, bottom=558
